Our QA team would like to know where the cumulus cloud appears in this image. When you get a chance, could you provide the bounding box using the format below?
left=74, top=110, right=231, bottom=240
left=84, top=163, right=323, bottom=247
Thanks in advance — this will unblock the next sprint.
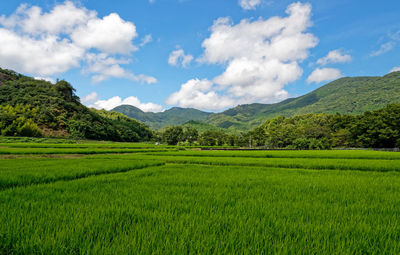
left=0, top=28, right=84, bottom=76
left=307, top=68, right=342, bottom=84
left=85, top=53, right=157, bottom=83
left=317, top=50, right=352, bottom=65
left=166, top=79, right=234, bottom=111
left=91, top=96, right=163, bottom=112
left=34, top=77, right=55, bottom=83
left=239, top=0, right=261, bottom=10
left=71, top=13, right=137, bottom=54
left=390, top=66, right=400, bottom=73
left=370, top=42, right=395, bottom=57
left=0, top=1, right=155, bottom=83
left=168, top=49, right=194, bottom=68
left=168, top=3, right=318, bottom=111
left=0, top=2, right=96, bottom=35
left=81, top=92, right=99, bottom=103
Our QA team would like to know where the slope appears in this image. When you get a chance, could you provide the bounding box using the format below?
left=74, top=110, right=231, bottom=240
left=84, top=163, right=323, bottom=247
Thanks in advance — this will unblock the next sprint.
left=0, top=68, right=153, bottom=141
left=205, top=72, right=400, bottom=130
left=113, top=105, right=212, bottom=130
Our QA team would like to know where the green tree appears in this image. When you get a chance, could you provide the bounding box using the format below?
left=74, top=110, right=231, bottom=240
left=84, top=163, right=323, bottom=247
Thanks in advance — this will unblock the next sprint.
left=162, top=126, right=184, bottom=145
left=183, top=127, right=199, bottom=145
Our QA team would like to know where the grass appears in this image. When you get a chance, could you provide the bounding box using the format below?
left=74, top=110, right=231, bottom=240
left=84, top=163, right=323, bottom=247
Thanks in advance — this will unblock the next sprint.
left=144, top=149, right=400, bottom=160
left=1, top=141, right=400, bottom=254
left=0, top=157, right=164, bottom=190
left=1, top=164, right=400, bottom=254
left=92, top=153, right=400, bottom=172
left=0, top=147, right=174, bottom=155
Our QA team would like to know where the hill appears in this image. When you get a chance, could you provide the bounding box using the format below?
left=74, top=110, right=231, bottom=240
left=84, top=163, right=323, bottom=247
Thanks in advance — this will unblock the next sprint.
left=0, top=68, right=153, bottom=141
left=205, top=72, right=400, bottom=130
left=113, top=105, right=211, bottom=130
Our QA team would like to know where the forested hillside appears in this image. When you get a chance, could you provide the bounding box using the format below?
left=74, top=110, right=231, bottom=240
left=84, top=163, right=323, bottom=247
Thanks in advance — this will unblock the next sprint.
left=206, top=72, right=400, bottom=130
left=0, top=68, right=153, bottom=141
left=113, top=105, right=211, bottom=130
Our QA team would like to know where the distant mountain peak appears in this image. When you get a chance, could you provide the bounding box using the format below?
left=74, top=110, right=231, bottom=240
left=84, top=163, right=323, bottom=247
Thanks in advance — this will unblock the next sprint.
left=114, top=73, right=400, bottom=131
left=112, top=105, right=211, bottom=130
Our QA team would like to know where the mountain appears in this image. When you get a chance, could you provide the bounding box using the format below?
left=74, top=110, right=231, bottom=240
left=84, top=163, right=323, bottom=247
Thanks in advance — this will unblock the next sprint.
left=0, top=68, right=153, bottom=141
left=205, top=72, right=400, bottom=130
left=113, top=105, right=212, bottom=130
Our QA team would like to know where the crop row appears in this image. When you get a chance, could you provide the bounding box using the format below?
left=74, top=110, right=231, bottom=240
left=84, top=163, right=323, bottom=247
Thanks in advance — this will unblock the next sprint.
left=0, top=157, right=164, bottom=190
left=93, top=154, right=400, bottom=172
left=0, top=147, right=175, bottom=155
left=1, top=164, right=399, bottom=254
left=0, top=142, right=171, bottom=149
left=144, top=149, right=400, bottom=160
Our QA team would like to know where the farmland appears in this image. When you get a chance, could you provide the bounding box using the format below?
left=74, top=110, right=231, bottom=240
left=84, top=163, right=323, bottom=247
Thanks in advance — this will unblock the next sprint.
left=1, top=141, right=400, bottom=254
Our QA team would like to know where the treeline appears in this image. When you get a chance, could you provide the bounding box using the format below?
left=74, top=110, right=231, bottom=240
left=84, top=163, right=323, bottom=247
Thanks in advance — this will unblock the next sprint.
left=159, top=103, right=400, bottom=148
left=159, top=126, right=244, bottom=146
left=0, top=68, right=153, bottom=142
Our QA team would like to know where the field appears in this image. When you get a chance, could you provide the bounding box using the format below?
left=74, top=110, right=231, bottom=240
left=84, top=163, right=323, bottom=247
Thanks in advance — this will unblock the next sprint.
left=1, top=141, right=400, bottom=254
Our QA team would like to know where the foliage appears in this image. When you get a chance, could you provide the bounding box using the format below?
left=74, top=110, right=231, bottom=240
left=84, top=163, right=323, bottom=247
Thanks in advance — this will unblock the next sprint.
left=113, top=105, right=211, bottom=130
left=1, top=146, right=400, bottom=254
left=161, top=126, right=184, bottom=145
left=248, top=104, right=400, bottom=149
left=0, top=104, right=43, bottom=137
left=205, top=72, right=400, bottom=130
left=0, top=68, right=153, bottom=142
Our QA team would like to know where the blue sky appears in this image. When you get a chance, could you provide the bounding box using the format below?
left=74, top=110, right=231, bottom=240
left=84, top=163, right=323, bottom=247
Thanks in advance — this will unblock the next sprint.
left=0, top=0, right=399, bottom=112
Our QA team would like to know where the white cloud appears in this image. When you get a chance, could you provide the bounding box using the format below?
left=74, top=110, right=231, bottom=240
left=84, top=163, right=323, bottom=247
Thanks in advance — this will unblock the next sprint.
left=0, top=2, right=96, bottom=35
left=71, top=13, right=137, bottom=54
left=81, top=92, right=99, bottom=103
left=0, top=28, right=84, bottom=76
left=167, top=2, right=317, bottom=110
left=239, top=0, right=261, bottom=10
left=168, top=49, right=194, bottom=68
left=390, top=66, right=400, bottom=73
left=85, top=53, right=157, bottom=83
left=139, top=34, right=153, bottom=47
left=91, top=96, right=163, bottom=112
left=166, top=79, right=234, bottom=111
left=370, top=42, right=395, bottom=57
left=369, top=29, right=400, bottom=57
left=34, top=76, right=55, bottom=83
left=0, top=1, right=155, bottom=83
left=307, top=68, right=342, bottom=84
left=317, top=50, right=352, bottom=65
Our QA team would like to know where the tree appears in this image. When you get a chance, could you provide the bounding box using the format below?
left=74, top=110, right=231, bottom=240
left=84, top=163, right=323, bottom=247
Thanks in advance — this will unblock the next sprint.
left=183, top=127, right=199, bottom=145
left=162, top=126, right=184, bottom=145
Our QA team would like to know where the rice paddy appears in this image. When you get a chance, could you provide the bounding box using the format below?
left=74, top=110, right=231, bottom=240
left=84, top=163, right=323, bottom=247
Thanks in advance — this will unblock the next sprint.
left=1, top=142, right=399, bottom=254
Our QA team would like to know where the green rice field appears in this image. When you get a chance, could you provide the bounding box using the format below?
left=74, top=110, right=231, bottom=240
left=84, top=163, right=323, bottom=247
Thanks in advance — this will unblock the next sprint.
left=1, top=142, right=400, bottom=254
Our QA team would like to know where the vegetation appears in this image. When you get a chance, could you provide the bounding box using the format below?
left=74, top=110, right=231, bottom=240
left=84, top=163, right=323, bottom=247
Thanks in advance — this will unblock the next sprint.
left=156, top=103, right=400, bottom=148
left=1, top=142, right=400, bottom=253
left=0, top=68, right=153, bottom=142
left=2, top=68, right=399, bottom=149
left=206, top=72, right=400, bottom=130
left=0, top=157, right=163, bottom=190
left=113, top=72, right=400, bottom=132
left=248, top=103, right=400, bottom=149
left=113, top=105, right=211, bottom=130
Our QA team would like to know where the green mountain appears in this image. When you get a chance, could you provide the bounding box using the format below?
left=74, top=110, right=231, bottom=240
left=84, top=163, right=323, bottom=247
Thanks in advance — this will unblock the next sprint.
left=181, top=120, right=228, bottom=133
left=0, top=68, right=153, bottom=141
left=205, top=72, right=400, bottom=130
left=113, top=105, right=212, bottom=130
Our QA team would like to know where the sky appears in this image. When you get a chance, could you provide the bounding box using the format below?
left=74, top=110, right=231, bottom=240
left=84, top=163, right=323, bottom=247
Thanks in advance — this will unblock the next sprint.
left=0, top=0, right=399, bottom=113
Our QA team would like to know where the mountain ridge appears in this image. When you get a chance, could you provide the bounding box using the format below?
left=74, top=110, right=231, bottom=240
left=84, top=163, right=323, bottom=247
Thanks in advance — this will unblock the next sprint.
left=206, top=72, right=400, bottom=130
left=113, top=72, right=400, bottom=131
left=112, top=105, right=212, bottom=130
left=0, top=68, right=153, bottom=141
